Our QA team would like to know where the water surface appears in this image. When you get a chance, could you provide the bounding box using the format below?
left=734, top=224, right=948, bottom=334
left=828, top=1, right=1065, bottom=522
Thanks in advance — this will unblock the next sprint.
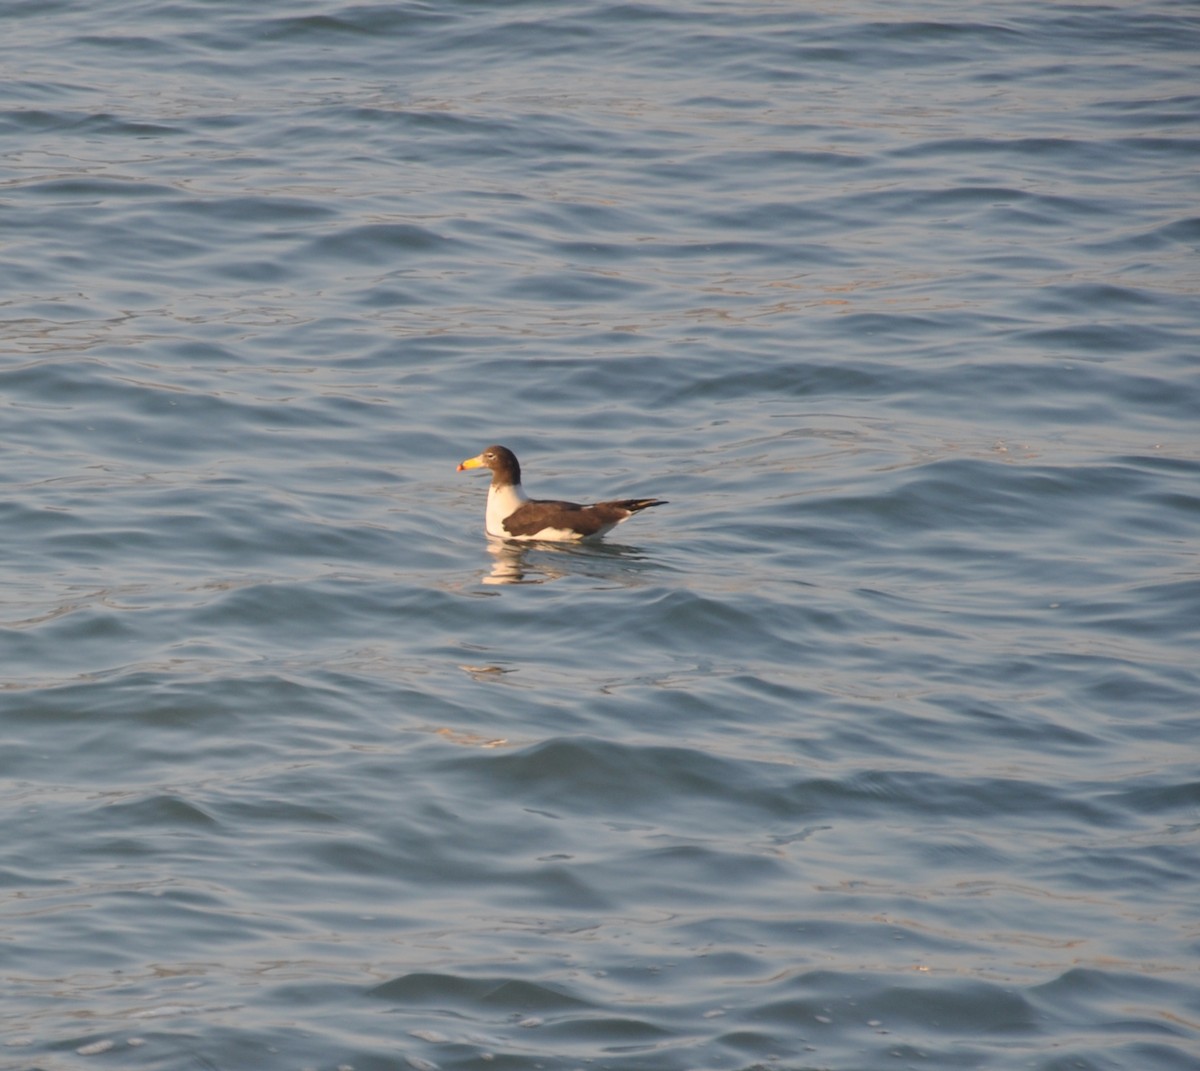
left=2, top=2, right=1199, bottom=1070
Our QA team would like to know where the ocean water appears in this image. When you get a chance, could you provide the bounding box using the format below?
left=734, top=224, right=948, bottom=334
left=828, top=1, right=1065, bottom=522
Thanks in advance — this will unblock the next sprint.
left=2, top=2, right=1199, bottom=1069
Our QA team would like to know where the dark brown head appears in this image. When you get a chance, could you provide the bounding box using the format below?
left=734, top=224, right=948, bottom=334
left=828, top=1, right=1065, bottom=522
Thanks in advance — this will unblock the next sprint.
left=456, top=444, right=522, bottom=487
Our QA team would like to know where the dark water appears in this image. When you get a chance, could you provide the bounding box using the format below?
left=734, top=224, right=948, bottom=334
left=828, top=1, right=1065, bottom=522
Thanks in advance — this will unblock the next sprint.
left=3, top=2, right=1199, bottom=1069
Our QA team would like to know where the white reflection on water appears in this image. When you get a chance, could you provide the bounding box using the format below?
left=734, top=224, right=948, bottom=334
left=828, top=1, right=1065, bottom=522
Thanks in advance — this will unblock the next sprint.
left=482, top=536, right=660, bottom=586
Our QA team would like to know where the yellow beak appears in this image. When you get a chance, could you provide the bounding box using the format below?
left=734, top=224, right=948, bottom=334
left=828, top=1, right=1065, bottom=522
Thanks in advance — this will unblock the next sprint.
left=457, top=455, right=484, bottom=472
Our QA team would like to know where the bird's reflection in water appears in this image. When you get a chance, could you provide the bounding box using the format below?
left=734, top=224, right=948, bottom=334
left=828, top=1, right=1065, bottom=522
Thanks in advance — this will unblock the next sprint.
left=482, top=537, right=657, bottom=586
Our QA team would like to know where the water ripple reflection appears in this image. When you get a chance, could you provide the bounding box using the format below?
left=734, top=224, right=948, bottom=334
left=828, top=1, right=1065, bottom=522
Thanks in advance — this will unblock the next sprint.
left=3, top=1, right=1198, bottom=1069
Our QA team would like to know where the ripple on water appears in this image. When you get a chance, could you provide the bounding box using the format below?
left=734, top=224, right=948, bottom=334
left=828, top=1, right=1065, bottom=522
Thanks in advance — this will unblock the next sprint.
left=3, top=1, right=1199, bottom=1069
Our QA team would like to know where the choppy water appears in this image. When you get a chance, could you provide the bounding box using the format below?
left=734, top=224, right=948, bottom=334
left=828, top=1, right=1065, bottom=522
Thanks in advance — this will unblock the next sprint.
left=3, top=2, right=1199, bottom=1070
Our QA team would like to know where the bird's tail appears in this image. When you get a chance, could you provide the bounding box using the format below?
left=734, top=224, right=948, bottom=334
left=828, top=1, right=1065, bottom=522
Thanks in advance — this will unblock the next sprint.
left=618, top=498, right=667, bottom=514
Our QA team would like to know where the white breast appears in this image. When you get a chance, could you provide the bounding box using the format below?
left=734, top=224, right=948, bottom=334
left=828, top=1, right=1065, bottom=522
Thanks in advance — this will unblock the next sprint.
left=485, top=483, right=529, bottom=538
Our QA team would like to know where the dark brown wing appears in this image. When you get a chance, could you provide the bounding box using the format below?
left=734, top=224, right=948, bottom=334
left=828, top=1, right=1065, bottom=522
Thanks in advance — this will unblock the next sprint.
left=502, top=498, right=666, bottom=538
left=598, top=497, right=668, bottom=515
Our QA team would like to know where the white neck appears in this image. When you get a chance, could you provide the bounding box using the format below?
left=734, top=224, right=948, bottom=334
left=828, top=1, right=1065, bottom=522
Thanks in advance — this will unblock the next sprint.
left=485, top=482, right=528, bottom=537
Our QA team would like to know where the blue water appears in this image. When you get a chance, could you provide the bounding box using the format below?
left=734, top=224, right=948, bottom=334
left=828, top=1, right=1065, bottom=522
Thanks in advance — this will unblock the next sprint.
left=3, top=2, right=1199, bottom=1070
